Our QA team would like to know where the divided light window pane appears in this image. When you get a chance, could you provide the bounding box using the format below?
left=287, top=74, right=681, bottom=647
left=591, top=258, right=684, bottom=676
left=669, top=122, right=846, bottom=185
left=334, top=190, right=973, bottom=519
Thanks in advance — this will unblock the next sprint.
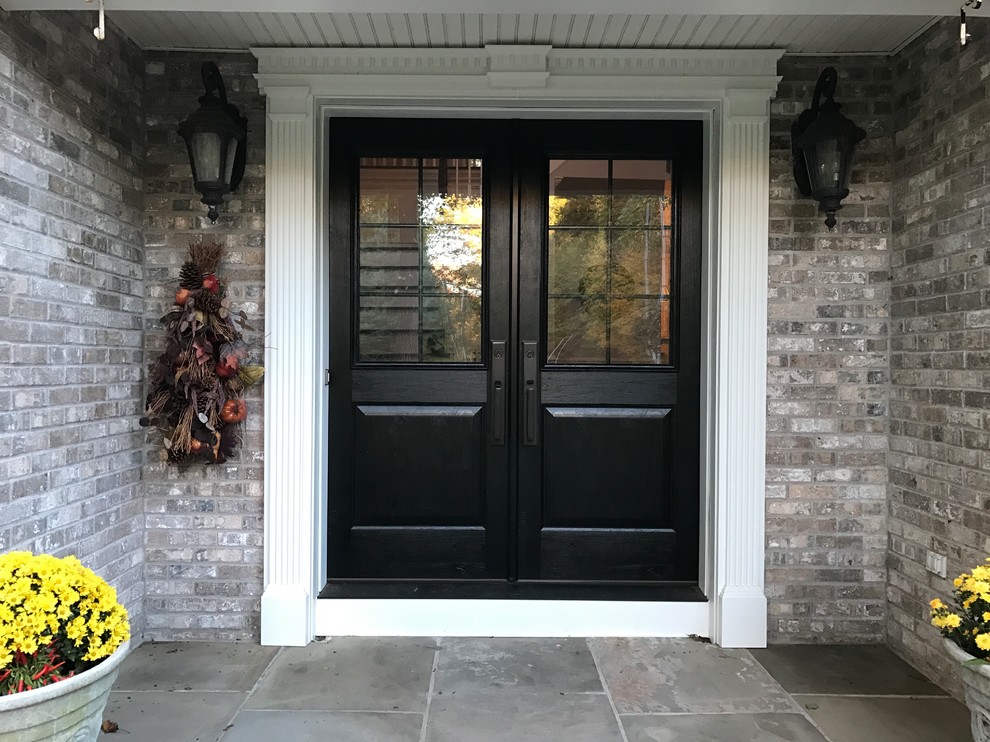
left=357, top=157, right=483, bottom=363
left=547, top=158, right=674, bottom=366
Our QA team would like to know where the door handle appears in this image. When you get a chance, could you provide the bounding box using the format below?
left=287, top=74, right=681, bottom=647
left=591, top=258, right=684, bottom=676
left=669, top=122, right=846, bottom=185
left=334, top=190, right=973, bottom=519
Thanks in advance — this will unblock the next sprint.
left=491, top=341, right=506, bottom=445
left=522, top=341, right=538, bottom=446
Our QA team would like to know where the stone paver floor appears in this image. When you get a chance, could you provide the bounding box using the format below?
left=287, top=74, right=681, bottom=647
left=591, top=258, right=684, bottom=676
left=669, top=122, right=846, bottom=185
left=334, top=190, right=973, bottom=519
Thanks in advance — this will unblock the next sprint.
left=102, top=638, right=971, bottom=742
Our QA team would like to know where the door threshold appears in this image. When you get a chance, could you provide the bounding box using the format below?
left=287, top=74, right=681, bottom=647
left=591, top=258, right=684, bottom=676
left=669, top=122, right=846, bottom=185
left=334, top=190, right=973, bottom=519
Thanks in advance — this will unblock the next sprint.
left=314, top=595, right=710, bottom=638
left=319, top=579, right=706, bottom=602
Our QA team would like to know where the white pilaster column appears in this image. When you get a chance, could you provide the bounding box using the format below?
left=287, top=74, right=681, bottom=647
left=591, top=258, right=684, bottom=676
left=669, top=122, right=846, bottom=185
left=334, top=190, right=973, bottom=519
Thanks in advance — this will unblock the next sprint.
left=259, top=85, right=318, bottom=646
left=712, top=88, right=773, bottom=648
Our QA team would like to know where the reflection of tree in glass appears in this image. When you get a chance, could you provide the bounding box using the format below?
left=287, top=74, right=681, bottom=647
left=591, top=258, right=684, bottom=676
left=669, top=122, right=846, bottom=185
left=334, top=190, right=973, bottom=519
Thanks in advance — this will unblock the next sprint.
left=419, top=194, right=483, bottom=362
left=359, top=195, right=389, bottom=224
left=547, top=192, right=671, bottom=365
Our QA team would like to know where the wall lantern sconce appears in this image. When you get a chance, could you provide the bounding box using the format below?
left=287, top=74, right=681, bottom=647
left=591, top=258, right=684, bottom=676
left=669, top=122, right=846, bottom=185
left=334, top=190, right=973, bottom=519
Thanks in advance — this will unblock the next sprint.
left=177, top=62, right=247, bottom=223
left=791, top=66, right=866, bottom=230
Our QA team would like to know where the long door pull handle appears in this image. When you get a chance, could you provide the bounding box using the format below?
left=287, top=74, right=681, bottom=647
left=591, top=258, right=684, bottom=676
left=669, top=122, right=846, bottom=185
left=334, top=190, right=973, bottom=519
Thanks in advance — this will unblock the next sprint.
left=522, top=341, right=538, bottom=446
left=491, top=341, right=506, bottom=445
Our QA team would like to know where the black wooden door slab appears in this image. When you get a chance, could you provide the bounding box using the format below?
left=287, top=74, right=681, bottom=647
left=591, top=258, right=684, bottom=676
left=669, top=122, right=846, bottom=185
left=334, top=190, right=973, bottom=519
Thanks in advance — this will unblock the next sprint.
left=326, top=118, right=702, bottom=597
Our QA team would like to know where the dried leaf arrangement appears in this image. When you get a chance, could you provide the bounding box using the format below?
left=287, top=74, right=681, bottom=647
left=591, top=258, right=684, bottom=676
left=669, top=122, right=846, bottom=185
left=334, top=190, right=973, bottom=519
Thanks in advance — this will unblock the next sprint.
left=141, top=242, right=264, bottom=464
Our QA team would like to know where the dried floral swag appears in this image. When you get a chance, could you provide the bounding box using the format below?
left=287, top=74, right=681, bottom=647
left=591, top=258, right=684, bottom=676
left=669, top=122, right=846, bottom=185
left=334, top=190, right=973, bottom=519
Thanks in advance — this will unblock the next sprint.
left=141, top=242, right=263, bottom=464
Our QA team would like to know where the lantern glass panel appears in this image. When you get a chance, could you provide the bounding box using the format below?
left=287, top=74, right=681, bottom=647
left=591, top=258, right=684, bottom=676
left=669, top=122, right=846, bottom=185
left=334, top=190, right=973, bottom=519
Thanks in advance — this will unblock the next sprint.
left=838, top=143, right=857, bottom=191
left=814, top=138, right=841, bottom=189
left=223, top=135, right=238, bottom=188
left=191, top=131, right=222, bottom=183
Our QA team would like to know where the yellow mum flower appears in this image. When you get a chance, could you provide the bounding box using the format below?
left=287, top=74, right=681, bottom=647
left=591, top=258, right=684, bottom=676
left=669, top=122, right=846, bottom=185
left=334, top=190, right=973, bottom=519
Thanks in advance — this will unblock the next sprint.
left=977, top=634, right=990, bottom=651
left=930, top=598, right=945, bottom=610
left=933, top=613, right=963, bottom=629
left=0, top=551, right=129, bottom=682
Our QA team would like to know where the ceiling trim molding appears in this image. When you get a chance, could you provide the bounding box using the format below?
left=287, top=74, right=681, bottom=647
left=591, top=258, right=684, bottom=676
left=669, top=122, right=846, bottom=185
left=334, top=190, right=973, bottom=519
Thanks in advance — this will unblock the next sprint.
left=252, top=46, right=785, bottom=100
left=2, top=0, right=960, bottom=15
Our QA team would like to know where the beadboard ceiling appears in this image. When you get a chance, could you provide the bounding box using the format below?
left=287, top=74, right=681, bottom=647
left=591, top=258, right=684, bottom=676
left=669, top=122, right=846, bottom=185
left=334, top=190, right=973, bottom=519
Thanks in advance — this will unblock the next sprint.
left=98, top=12, right=941, bottom=54
left=1, top=2, right=964, bottom=54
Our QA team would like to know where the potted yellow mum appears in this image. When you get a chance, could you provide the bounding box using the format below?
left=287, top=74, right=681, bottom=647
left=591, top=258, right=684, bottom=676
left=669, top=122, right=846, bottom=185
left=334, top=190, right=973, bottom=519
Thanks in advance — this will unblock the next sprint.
left=0, top=551, right=130, bottom=742
left=931, top=558, right=990, bottom=742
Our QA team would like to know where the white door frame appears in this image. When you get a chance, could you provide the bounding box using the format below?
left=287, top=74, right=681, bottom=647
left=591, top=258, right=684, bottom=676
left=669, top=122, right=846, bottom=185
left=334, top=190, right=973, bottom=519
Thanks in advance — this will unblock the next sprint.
left=253, top=45, right=781, bottom=647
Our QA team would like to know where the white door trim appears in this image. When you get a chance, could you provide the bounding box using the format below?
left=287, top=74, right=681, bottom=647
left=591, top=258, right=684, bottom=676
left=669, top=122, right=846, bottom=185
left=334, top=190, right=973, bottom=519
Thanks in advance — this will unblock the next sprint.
left=254, top=45, right=781, bottom=647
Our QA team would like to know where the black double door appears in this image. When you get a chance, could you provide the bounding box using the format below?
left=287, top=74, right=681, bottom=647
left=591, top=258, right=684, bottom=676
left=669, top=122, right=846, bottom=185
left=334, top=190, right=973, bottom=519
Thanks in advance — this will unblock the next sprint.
left=326, top=118, right=702, bottom=597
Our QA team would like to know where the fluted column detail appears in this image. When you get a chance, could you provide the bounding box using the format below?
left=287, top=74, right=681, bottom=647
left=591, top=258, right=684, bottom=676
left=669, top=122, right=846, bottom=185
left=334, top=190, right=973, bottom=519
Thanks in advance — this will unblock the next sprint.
left=712, top=89, right=772, bottom=647
left=259, top=85, right=317, bottom=646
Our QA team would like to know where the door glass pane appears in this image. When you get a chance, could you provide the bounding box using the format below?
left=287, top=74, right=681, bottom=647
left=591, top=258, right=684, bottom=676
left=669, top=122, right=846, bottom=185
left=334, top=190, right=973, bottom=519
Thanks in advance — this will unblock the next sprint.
left=547, top=297, right=606, bottom=364
left=612, top=160, right=670, bottom=227
left=549, top=160, right=608, bottom=226
left=547, top=158, right=673, bottom=365
left=358, top=157, right=483, bottom=363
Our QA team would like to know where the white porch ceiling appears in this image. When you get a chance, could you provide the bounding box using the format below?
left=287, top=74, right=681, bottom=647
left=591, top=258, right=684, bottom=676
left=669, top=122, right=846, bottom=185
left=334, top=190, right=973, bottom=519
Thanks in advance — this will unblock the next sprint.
left=1, top=2, right=964, bottom=53
left=108, top=12, right=942, bottom=54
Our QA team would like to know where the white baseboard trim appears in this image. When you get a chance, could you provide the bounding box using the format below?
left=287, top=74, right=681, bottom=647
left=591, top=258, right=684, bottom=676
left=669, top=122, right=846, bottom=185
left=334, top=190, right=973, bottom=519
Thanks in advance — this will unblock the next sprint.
left=314, top=599, right=710, bottom=638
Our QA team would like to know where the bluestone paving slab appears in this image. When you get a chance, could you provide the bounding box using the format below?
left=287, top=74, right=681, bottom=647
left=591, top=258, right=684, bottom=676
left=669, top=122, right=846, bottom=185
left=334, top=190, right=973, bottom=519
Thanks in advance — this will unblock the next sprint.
left=246, top=637, right=436, bottom=711
left=798, top=696, right=970, bottom=742
left=620, top=712, right=829, bottom=742
left=113, top=642, right=278, bottom=692
left=590, top=637, right=796, bottom=714
left=426, top=692, right=623, bottom=742
left=220, top=710, right=423, bottom=742
left=434, top=637, right=602, bottom=695
left=103, top=690, right=244, bottom=742
left=107, top=639, right=973, bottom=742
left=750, top=644, right=948, bottom=696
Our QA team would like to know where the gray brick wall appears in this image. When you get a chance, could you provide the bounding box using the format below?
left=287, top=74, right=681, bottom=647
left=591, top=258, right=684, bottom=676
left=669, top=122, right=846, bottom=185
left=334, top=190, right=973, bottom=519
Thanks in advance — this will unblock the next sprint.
left=142, top=52, right=266, bottom=641
left=887, top=16, right=990, bottom=697
left=0, top=11, right=146, bottom=632
left=767, top=56, right=892, bottom=643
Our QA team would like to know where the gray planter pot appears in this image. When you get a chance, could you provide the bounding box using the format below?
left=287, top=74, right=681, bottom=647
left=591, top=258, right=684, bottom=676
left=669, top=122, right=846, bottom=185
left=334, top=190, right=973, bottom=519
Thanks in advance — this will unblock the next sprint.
left=945, top=638, right=990, bottom=742
left=0, top=639, right=129, bottom=742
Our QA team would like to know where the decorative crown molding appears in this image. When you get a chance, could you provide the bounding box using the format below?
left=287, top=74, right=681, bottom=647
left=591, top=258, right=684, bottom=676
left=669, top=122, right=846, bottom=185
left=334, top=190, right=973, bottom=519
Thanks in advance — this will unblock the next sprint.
left=485, top=44, right=551, bottom=88
left=547, top=49, right=782, bottom=77
left=253, top=47, right=489, bottom=76
left=253, top=45, right=783, bottom=99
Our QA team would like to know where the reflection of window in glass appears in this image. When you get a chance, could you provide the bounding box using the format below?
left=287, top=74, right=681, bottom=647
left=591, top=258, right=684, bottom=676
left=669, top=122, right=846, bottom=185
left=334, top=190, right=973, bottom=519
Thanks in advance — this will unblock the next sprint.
left=357, top=157, right=483, bottom=363
left=547, top=159, right=673, bottom=366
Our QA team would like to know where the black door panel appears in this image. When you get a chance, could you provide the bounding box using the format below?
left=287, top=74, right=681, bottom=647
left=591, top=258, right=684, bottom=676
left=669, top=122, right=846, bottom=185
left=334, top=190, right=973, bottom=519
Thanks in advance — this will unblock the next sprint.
left=328, top=118, right=701, bottom=593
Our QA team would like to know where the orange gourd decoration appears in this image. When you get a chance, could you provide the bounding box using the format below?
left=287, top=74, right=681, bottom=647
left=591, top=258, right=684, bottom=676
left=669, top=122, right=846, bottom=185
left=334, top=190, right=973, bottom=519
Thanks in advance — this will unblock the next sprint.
left=221, top=399, right=247, bottom=424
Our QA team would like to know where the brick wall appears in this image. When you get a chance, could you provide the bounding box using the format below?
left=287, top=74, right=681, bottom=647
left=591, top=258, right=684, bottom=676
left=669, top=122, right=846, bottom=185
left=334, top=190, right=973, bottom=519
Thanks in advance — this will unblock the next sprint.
left=766, top=56, right=892, bottom=642
left=142, top=51, right=266, bottom=641
left=0, top=11, right=146, bottom=630
left=887, top=16, right=990, bottom=696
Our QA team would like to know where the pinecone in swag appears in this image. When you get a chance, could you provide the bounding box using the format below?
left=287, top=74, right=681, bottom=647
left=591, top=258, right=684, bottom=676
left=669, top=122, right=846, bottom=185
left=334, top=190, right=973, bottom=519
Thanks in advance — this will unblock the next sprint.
left=141, top=242, right=264, bottom=464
